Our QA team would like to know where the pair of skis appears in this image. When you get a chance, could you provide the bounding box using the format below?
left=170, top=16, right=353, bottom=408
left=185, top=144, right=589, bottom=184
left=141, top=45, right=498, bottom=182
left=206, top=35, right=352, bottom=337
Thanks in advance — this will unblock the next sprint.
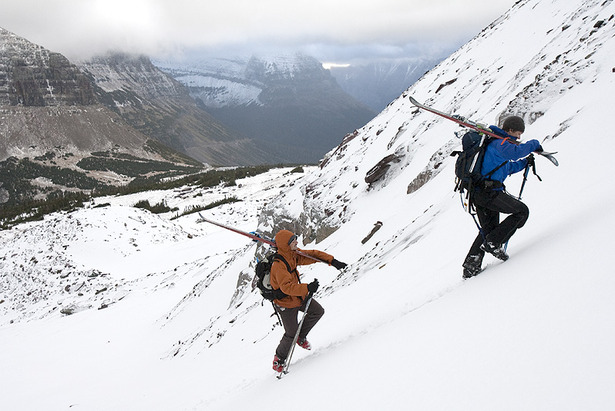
left=197, top=213, right=327, bottom=264
left=409, top=97, right=559, bottom=166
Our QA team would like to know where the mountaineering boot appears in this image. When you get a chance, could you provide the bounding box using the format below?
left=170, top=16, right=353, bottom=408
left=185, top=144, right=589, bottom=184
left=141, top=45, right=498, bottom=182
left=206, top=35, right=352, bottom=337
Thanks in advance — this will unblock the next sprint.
left=462, top=254, right=482, bottom=279
left=297, top=338, right=312, bottom=350
left=272, top=355, right=285, bottom=372
left=481, top=241, right=509, bottom=261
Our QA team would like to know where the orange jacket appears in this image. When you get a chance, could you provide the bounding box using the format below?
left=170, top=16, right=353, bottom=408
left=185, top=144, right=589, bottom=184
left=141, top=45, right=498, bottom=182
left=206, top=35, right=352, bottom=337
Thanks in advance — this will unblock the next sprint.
left=270, top=230, right=334, bottom=309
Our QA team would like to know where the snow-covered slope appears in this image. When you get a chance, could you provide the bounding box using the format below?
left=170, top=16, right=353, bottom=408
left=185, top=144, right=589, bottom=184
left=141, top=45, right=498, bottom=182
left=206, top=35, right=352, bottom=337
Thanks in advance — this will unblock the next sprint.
left=1, top=0, right=615, bottom=410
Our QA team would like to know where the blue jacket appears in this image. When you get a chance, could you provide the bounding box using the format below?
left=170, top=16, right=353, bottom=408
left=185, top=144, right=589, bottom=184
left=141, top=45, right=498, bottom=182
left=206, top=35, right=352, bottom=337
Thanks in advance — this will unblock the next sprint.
left=481, top=126, right=540, bottom=188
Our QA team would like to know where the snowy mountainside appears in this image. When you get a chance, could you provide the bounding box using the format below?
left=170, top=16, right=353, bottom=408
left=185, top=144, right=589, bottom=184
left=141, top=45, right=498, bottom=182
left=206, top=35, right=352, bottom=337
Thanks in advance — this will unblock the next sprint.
left=154, top=56, right=262, bottom=108
left=264, top=0, right=615, bottom=243
left=0, top=206, right=190, bottom=324
left=1, top=0, right=615, bottom=410
left=0, top=167, right=309, bottom=326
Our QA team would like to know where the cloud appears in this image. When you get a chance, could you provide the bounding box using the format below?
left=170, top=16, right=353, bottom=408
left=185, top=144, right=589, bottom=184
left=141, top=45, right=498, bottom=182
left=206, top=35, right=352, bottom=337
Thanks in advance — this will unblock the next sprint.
left=0, top=0, right=514, bottom=62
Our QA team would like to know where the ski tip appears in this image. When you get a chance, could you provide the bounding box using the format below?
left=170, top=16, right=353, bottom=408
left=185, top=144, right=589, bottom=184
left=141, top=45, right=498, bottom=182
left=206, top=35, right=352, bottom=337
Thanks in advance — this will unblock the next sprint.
left=409, top=96, right=420, bottom=105
left=539, top=152, right=559, bottom=166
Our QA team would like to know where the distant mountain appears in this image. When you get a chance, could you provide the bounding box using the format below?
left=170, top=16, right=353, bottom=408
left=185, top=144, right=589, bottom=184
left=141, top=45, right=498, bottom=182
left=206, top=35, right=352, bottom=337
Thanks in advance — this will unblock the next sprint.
left=0, top=28, right=206, bottom=206
left=155, top=53, right=376, bottom=164
left=328, top=57, right=445, bottom=111
left=0, top=28, right=282, bottom=207
left=79, top=53, right=272, bottom=166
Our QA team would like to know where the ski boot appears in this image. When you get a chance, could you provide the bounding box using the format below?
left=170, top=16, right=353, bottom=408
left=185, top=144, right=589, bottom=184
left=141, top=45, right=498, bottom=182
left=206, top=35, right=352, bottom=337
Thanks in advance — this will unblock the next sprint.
left=297, top=338, right=312, bottom=350
left=272, top=355, right=286, bottom=373
left=481, top=241, right=509, bottom=261
left=462, top=254, right=483, bottom=279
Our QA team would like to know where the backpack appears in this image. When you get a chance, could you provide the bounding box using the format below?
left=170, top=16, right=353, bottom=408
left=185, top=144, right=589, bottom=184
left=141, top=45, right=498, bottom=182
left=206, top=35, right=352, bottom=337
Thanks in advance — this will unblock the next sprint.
left=255, top=253, right=292, bottom=301
left=452, top=130, right=490, bottom=192
left=452, top=130, right=506, bottom=210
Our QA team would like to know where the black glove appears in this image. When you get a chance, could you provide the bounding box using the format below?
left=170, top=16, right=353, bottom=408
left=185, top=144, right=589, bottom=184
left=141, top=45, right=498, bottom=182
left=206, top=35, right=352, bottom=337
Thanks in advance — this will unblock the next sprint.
left=331, top=259, right=347, bottom=270
left=526, top=153, right=535, bottom=167
left=534, top=145, right=544, bottom=153
left=307, top=279, right=319, bottom=293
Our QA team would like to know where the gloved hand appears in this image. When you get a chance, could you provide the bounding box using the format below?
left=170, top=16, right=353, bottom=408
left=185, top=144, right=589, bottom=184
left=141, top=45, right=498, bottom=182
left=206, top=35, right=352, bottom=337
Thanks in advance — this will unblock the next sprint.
left=534, top=145, right=544, bottom=153
left=331, top=259, right=347, bottom=270
left=307, top=279, right=319, bottom=293
left=527, top=153, right=535, bottom=167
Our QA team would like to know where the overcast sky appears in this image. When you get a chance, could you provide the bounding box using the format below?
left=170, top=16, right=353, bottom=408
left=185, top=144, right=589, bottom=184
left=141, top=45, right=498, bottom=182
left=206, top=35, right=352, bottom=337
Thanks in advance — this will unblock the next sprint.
left=1, top=0, right=514, bottom=64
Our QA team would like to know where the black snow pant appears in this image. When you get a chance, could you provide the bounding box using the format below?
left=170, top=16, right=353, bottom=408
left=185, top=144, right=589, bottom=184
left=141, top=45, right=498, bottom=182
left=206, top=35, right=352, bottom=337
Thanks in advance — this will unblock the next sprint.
left=274, top=298, right=324, bottom=360
left=465, top=188, right=530, bottom=263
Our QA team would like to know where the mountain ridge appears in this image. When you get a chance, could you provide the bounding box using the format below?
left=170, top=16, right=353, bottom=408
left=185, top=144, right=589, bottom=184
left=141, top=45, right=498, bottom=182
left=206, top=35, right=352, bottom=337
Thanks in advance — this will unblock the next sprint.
left=156, top=52, right=376, bottom=164
left=79, top=53, right=273, bottom=166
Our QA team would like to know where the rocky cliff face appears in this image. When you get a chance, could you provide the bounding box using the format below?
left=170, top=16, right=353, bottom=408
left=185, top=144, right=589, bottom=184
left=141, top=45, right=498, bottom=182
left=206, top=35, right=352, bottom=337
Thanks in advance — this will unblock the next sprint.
left=0, top=28, right=95, bottom=107
left=0, top=28, right=285, bottom=207
left=80, top=53, right=272, bottom=166
left=0, top=28, right=206, bottom=207
left=0, top=29, right=165, bottom=163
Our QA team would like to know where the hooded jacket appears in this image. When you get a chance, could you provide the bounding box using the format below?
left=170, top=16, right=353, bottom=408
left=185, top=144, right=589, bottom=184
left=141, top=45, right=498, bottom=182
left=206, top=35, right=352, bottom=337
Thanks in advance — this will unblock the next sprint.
left=269, top=230, right=334, bottom=309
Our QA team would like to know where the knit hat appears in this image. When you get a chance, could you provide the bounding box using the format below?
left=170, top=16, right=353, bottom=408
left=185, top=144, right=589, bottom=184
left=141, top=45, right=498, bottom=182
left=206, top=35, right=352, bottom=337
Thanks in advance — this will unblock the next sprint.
left=501, top=116, right=525, bottom=133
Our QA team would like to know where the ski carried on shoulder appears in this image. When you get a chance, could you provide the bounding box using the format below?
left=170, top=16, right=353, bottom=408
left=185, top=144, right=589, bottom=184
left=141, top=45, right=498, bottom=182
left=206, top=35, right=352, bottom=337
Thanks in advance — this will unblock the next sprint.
left=409, top=96, right=559, bottom=166
left=198, top=213, right=276, bottom=246
left=198, top=213, right=328, bottom=264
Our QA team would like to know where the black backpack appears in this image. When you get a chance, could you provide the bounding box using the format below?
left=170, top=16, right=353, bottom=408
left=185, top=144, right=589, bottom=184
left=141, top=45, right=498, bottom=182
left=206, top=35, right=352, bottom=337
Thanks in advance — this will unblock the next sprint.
left=255, top=253, right=293, bottom=301
left=453, top=130, right=490, bottom=192
left=452, top=130, right=506, bottom=207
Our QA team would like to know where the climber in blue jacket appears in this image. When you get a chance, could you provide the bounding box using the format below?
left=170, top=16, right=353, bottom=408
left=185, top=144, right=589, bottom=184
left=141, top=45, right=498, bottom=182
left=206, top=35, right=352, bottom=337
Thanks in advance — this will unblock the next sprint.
left=462, top=115, right=542, bottom=278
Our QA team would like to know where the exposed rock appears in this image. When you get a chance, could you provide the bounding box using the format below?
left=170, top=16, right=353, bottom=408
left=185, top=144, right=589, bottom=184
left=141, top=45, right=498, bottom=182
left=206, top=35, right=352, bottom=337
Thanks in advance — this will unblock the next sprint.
left=365, top=153, right=404, bottom=185
left=1, top=28, right=95, bottom=107
left=361, top=221, right=383, bottom=244
left=80, top=53, right=271, bottom=166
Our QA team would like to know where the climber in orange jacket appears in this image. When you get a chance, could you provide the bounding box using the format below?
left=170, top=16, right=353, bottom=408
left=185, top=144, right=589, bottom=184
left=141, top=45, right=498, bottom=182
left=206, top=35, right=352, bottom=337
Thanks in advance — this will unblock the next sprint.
left=270, top=229, right=346, bottom=372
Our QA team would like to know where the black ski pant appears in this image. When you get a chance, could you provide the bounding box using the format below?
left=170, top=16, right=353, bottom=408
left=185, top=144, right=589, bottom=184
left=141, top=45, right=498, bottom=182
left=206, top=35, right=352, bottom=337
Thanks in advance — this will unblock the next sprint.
left=465, top=189, right=530, bottom=261
left=274, top=298, right=324, bottom=360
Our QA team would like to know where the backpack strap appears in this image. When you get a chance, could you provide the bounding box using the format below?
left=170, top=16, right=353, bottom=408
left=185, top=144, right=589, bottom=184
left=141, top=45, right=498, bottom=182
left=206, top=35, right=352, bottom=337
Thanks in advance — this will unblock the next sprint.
left=270, top=253, right=298, bottom=300
left=483, top=160, right=508, bottom=179
left=272, top=253, right=296, bottom=274
left=480, top=136, right=510, bottom=180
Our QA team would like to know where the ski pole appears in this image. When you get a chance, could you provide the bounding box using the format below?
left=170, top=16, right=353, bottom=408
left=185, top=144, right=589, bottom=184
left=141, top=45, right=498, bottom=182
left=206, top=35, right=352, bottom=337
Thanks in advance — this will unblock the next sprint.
left=518, top=162, right=531, bottom=201
left=277, top=293, right=313, bottom=379
left=505, top=159, right=536, bottom=251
